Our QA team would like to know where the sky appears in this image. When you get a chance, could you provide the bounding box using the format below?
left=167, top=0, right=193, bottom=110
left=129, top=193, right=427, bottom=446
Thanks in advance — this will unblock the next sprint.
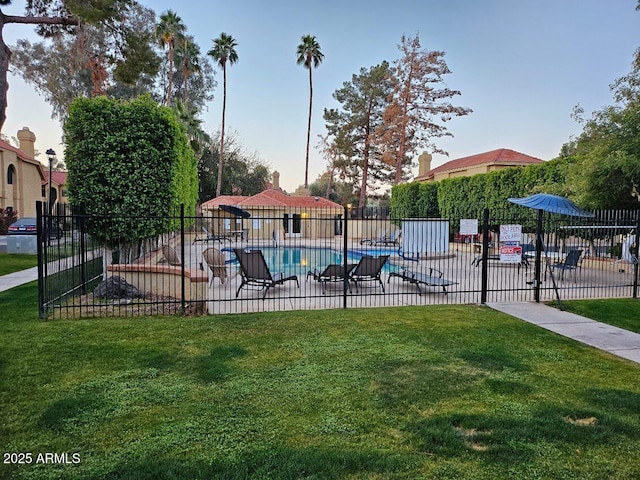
left=2, top=0, right=639, bottom=194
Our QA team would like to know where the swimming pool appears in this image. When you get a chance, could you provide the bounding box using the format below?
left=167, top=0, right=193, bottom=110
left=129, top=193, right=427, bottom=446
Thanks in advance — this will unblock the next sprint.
left=228, top=246, right=398, bottom=276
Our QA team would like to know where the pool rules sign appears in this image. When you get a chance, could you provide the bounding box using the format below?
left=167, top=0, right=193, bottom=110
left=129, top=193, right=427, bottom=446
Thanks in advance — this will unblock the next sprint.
left=499, top=224, right=522, bottom=263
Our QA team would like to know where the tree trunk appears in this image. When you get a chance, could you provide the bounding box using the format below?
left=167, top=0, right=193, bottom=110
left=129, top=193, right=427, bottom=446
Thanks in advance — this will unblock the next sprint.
left=0, top=16, right=11, bottom=132
left=305, top=66, right=312, bottom=188
left=0, top=11, right=79, bottom=132
left=167, top=43, right=174, bottom=105
left=215, top=63, right=227, bottom=197
left=359, top=103, right=373, bottom=209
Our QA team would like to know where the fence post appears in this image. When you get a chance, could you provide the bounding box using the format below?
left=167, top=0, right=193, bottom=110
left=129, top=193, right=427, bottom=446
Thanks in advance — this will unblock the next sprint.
left=633, top=209, right=640, bottom=299
left=480, top=208, right=489, bottom=304
left=180, top=204, right=186, bottom=315
left=36, top=201, right=45, bottom=320
left=343, top=206, right=348, bottom=309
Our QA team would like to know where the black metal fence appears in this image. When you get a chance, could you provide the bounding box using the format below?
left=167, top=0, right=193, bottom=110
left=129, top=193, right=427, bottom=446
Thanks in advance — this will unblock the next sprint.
left=37, top=201, right=639, bottom=319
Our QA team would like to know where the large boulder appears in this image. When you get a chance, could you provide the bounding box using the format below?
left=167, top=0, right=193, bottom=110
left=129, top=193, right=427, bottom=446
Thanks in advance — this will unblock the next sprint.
left=94, top=276, right=144, bottom=299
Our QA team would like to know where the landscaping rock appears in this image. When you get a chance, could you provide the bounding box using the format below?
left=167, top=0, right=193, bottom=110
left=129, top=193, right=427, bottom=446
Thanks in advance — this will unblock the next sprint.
left=94, top=276, right=144, bottom=299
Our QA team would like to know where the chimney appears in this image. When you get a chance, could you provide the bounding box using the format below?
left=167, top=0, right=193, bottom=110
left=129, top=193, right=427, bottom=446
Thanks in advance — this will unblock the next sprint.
left=272, top=171, right=280, bottom=190
left=418, top=152, right=432, bottom=177
left=17, top=127, right=36, bottom=158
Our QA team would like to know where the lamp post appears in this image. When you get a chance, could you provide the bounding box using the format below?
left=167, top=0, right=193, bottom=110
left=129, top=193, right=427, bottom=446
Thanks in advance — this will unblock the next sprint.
left=46, top=148, right=56, bottom=244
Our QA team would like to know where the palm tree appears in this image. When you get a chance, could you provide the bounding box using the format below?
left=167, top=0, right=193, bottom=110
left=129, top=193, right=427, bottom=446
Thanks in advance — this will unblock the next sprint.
left=173, top=99, right=211, bottom=155
left=296, top=34, right=324, bottom=189
left=155, top=10, right=186, bottom=105
left=208, top=32, right=238, bottom=197
left=176, top=35, right=201, bottom=103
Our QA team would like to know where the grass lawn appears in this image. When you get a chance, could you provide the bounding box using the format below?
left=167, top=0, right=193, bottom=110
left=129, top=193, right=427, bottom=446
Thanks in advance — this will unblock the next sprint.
left=557, top=299, right=640, bottom=334
left=0, top=253, right=37, bottom=276
left=1, top=284, right=639, bottom=479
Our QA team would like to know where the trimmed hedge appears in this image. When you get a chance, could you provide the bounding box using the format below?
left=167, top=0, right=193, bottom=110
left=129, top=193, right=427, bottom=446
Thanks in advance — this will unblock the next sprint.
left=64, top=95, right=198, bottom=247
left=392, top=157, right=574, bottom=220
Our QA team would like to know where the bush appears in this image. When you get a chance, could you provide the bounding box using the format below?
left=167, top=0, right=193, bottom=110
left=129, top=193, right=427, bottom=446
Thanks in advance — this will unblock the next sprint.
left=0, top=208, right=18, bottom=234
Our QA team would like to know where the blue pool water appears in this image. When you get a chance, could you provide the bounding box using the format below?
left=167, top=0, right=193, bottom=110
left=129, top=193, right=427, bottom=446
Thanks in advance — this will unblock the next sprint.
left=229, top=246, right=398, bottom=276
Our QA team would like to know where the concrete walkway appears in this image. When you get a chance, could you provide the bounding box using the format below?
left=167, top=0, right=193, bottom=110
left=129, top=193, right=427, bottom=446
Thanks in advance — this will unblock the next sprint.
left=488, top=302, right=640, bottom=365
left=0, top=266, right=38, bottom=293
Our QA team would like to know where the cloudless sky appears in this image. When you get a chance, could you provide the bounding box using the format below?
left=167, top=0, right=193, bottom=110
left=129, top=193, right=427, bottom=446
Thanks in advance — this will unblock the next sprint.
left=2, top=0, right=639, bottom=193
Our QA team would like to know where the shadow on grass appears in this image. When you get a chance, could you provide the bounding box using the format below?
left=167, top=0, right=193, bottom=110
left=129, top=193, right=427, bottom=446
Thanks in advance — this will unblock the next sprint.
left=83, top=446, right=415, bottom=480
left=196, top=345, right=248, bottom=383
left=458, top=345, right=531, bottom=372
left=585, top=388, right=640, bottom=415
left=37, top=395, right=105, bottom=432
left=403, top=403, right=640, bottom=464
left=375, top=359, right=479, bottom=408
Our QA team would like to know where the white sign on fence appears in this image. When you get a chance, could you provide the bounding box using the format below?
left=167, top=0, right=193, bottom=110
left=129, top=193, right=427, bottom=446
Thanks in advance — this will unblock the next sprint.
left=500, top=224, right=522, bottom=243
left=460, top=219, right=478, bottom=235
left=499, top=224, right=523, bottom=263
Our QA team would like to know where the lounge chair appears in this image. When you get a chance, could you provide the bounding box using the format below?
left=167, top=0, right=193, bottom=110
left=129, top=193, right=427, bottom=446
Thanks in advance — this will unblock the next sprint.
left=161, top=245, right=181, bottom=266
left=349, top=255, right=389, bottom=292
left=192, top=226, right=232, bottom=245
left=374, top=229, right=401, bottom=246
left=233, top=248, right=299, bottom=299
left=553, top=249, right=583, bottom=281
left=360, top=230, right=402, bottom=247
left=306, top=263, right=357, bottom=294
left=388, top=266, right=457, bottom=295
left=202, top=247, right=229, bottom=286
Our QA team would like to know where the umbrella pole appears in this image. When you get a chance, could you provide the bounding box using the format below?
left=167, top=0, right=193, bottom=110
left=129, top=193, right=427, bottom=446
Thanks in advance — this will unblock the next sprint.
left=544, top=211, right=563, bottom=310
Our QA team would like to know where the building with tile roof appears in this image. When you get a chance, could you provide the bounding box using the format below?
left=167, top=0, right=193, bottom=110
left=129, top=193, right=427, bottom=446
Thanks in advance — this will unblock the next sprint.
left=1, top=127, right=47, bottom=218
left=201, top=175, right=343, bottom=240
left=414, top=149, right=544, bottom=183
left=43, top=170, right=69, bottom=212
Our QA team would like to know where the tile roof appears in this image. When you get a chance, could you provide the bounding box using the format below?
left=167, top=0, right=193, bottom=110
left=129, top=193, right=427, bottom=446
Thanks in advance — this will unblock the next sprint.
left=202, top=189, right=342, bottom=209
left=420, top=148, right=544, bottom=180
left=201, top=195, right=250, bottom=208
left=0, top=139, right=46, bottom=179
left=43, top=171, right=68, bottom=186
left=0, top=139, right=31, bottom=160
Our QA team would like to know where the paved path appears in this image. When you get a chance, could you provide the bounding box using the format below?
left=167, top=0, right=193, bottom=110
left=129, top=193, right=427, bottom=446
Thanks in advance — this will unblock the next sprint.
left=0, top=266, right=38, bottom=292
left=488, top=302, right=640, bottom=365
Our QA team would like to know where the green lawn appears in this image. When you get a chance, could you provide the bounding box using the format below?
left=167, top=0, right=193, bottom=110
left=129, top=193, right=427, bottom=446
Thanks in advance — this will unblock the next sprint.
left=557, top=299, right=640, bottom=334
left=1, top=284, right=639, bottom=479
left=0, top=253, right=37, bottom=276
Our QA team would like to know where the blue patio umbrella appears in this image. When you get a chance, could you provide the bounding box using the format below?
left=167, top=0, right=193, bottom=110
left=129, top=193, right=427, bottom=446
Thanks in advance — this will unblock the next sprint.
left=507, top=193, right=594, bottom=217
left=507, top=193, right=593, bottom=309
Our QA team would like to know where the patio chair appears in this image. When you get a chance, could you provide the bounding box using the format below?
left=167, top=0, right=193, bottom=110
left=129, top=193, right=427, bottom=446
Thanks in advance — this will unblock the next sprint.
left=349, top=255, right=389, bottom=292
left=306, top=263, right=357, bottom=294
left=388, top=266, right=457, bottom=295
left=374, top=229, right=402, bottom=246
left=161, top=245, right=181, bottom=266
left=233, top=248, right=299, bottom=299
left=202, top=247, right=229, bottom=286
left=192, top=226, right=232, bottom=245
left=360, top=230, right=387, bottom=246
left=553, top=249, right=583, bottom=281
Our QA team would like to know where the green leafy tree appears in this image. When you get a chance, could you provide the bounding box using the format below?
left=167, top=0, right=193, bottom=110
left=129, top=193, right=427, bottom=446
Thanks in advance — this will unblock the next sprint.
left=296, top=34, right=324, bottom=188
left=568, top=53, right=640, bottom=209
left=208, top=32, right=239, bottom=197
left=155, top=9, right=186, bottom=105
left=0, top=0, right=161, bottom=129
left=64, top=95, right=198, bottom=250
left=378, top=34, right=472, bottom=184
left=324, top=62, right=393, bottom=209
left=10, top=3, right=160, bottom=121
left=198, top=130, right=270, bottom=202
